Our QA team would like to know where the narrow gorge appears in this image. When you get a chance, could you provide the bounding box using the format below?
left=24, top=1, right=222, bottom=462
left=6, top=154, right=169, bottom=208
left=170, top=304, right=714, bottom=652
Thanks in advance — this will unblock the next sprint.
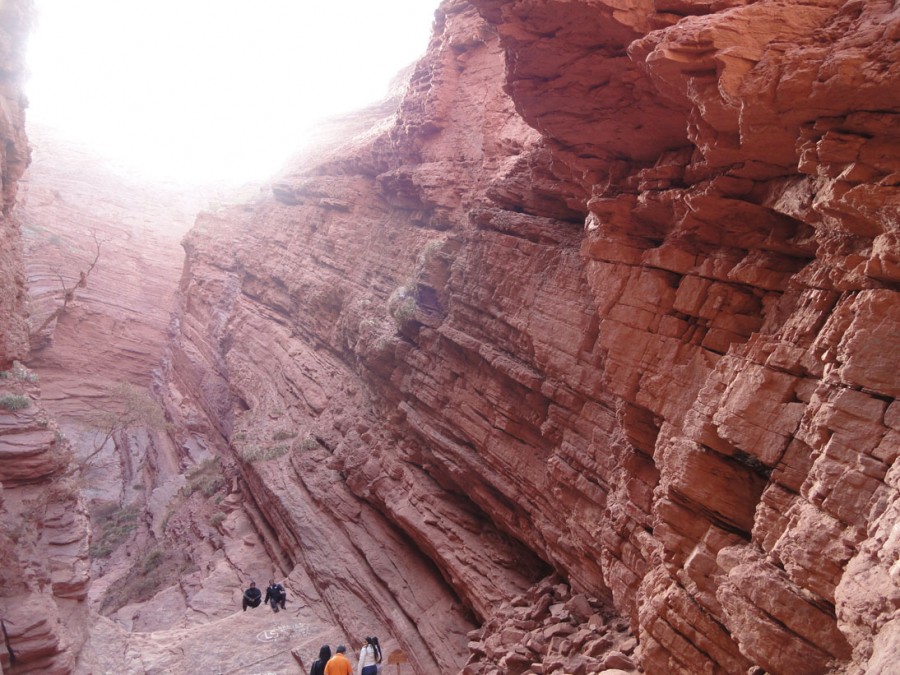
left=1, top=1, right=898, bottom=674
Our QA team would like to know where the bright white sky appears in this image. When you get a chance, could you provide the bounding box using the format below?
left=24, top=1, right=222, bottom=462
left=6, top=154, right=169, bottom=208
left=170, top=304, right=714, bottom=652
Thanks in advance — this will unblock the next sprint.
left=26, top=0, right=440, bottom=185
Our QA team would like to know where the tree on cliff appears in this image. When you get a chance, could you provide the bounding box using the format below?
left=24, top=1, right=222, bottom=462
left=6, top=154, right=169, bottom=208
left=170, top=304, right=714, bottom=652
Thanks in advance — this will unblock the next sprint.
left=29, top=229, right=107, bottom=339
left=79, top=381, right=166, bottom=470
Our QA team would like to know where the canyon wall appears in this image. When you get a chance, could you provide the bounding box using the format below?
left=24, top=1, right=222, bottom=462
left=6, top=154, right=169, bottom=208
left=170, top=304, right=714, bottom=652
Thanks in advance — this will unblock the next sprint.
left=19, top=124, right=210, bottom=505
left=0, top=0, right=31, bottom=367
left=0, top=3, right=92, bottom=673
left=164, top=0, right=899, bottom=673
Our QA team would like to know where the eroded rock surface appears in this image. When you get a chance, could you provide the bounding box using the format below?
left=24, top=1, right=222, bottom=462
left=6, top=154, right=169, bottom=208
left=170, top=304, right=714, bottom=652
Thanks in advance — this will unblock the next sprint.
left=1, top=0, right=896, bottom=673
left=0, top=0, right=32, bottom=367
left=20, top=124, right=208, bottom=422
left=0, top=3, right=94, bottom=673
left=162, top=0, right=899, bottom=673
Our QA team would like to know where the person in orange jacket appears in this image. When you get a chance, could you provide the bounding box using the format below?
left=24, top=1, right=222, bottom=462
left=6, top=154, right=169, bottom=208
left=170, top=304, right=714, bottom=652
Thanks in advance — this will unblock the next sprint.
left=324, top=644, right=353, bottom=675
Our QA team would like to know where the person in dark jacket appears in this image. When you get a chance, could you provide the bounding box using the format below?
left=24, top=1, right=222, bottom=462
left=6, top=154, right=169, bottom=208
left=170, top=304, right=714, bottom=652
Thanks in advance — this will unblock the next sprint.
left=242, top=581, right=261, bottom=611
left=309, top=644, right=332, bottom=675
left=264, top=579, right=287, bottom=612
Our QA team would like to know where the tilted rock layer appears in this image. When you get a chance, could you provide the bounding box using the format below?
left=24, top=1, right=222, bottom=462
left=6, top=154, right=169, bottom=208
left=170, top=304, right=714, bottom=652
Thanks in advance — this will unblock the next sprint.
left=164, top=0, right=898, bottom=673
left=20, top=123, right=205, bottom=421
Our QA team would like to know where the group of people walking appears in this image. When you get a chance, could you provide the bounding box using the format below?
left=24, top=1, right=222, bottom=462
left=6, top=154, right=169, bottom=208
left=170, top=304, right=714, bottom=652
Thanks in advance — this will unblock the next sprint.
left=241, top=581, right=385, bottom=674
left=242, top=579, right=287, bottom=612
left=309, top=636, right=383, bottom=675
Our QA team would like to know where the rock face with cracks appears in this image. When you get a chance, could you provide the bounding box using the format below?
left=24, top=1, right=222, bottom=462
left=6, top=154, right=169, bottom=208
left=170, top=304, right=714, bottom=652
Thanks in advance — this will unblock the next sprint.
left=0, top=2, right=93, bottom=673
left=161, top=0, right=899, bottom=673
left=0, top=0, right=896, bottom=673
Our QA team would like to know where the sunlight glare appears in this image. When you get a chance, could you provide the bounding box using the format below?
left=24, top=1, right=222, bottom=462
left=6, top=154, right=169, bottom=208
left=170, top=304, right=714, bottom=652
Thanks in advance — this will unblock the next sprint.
left=26, top=0, right=440, bottom=184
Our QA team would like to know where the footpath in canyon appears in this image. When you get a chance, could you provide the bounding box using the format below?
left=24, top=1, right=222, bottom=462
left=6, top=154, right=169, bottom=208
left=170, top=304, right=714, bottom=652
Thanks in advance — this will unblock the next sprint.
left=1, top=0, right=899, bottom=674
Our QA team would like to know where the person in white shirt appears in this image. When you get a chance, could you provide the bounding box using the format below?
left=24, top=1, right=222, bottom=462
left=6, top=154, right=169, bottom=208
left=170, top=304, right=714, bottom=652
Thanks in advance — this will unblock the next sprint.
left=356, top=636, right=383, bottom=675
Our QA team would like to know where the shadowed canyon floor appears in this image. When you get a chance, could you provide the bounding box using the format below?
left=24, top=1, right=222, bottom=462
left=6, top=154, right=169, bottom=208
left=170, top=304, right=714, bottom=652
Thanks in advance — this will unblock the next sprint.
left=1, top=0, right=899, bottom=673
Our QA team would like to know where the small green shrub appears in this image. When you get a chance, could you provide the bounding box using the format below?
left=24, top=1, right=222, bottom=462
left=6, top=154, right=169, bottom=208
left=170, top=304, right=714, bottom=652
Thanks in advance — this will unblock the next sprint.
left=388, top=285, right=417, bottom=327
left=141, top=547, right=164, bottom=573
left=210, top=512, right=226, bottom=528
left=415, top=238, right=444, bottom=271
left=90, top=503, right=140, bottom=558
left=240, top=444, right=289, bottom=463
left=0, top=394, right=30, bottom=411
left=272, top=429, right=297, bottom=441
left=299, top=434, right=319, bottom=451
left=183, top=458, right=225, bottom=497
left=161, top=506, right=175, bottom=533
left=0, top=361, right=38, bottom=383
left=359, top=317, right=379, bottom=331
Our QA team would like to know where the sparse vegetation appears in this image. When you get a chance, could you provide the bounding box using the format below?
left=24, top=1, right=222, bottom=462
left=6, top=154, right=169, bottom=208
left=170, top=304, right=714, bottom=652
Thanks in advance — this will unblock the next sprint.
left=81, top=381, right=166, bottom=469
left=182, top=458, right=226, bottom=498
left=99, top=544, right=197, bottom=616
left=209, top=511, right=226, bottom=528
left=0, top=361, right=38, bottom=383
left=160, top=505, right=176, bottom=533
left=30, top=229, right=109, bottom=339
left=89, top=502, right=140, bottom=558
left=415, top=238, right=444, bottom=271
left=299, top=434, right=319, bottom=451
left=141, top=546, right=164, bottom=573
left=359, top=317, right=378, bottom=331
left=272, top=429, right=297, bottom=442
left=388, top=284, right=417, bottom=326
left=0, top=394, right=30, bottom=411
left=240, top=443, right=290, bottom=463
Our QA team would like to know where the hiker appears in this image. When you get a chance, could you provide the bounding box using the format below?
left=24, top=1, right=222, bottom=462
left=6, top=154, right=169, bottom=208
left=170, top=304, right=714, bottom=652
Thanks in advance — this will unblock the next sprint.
left=264, top=579, right=287, bottom=612
left=356, top=636, right=383, bottom=675
left=242, top=581, right=262, bottom=611
left=309, top=644, right=332, bottom=675
left=324, top=644, right=353, bottom=675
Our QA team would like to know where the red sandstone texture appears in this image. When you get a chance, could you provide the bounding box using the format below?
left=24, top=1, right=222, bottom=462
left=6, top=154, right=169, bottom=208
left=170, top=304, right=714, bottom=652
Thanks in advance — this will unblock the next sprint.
left=162, top=0, right=899, bottom=672
left=0, top=0, right=31, bottom=367
left=18, top=123, right=213, bottom=512
left=0, top=0, right=891, bottom=672
left=0, top=3, right=93, bottom=673
left=20, top=124, right=209, bottom=421
left=13, top=125, right=251, bottom=673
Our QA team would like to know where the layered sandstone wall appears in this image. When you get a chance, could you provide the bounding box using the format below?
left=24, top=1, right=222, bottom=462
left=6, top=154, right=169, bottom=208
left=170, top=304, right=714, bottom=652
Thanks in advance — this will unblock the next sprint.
left=165, top=1, right=898, bottom=673
left=0, top=3, right=95, bottom=673
left=18, top=124, right=212, bottom=506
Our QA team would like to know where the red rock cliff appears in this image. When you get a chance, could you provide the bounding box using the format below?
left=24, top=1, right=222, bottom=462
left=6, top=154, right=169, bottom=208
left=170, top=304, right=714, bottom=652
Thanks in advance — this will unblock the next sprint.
left=165, top=1, right=898, bottom=673
left=0, top=0, right=31, bottom=367
left=0, top=3, right=94, bottom=673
